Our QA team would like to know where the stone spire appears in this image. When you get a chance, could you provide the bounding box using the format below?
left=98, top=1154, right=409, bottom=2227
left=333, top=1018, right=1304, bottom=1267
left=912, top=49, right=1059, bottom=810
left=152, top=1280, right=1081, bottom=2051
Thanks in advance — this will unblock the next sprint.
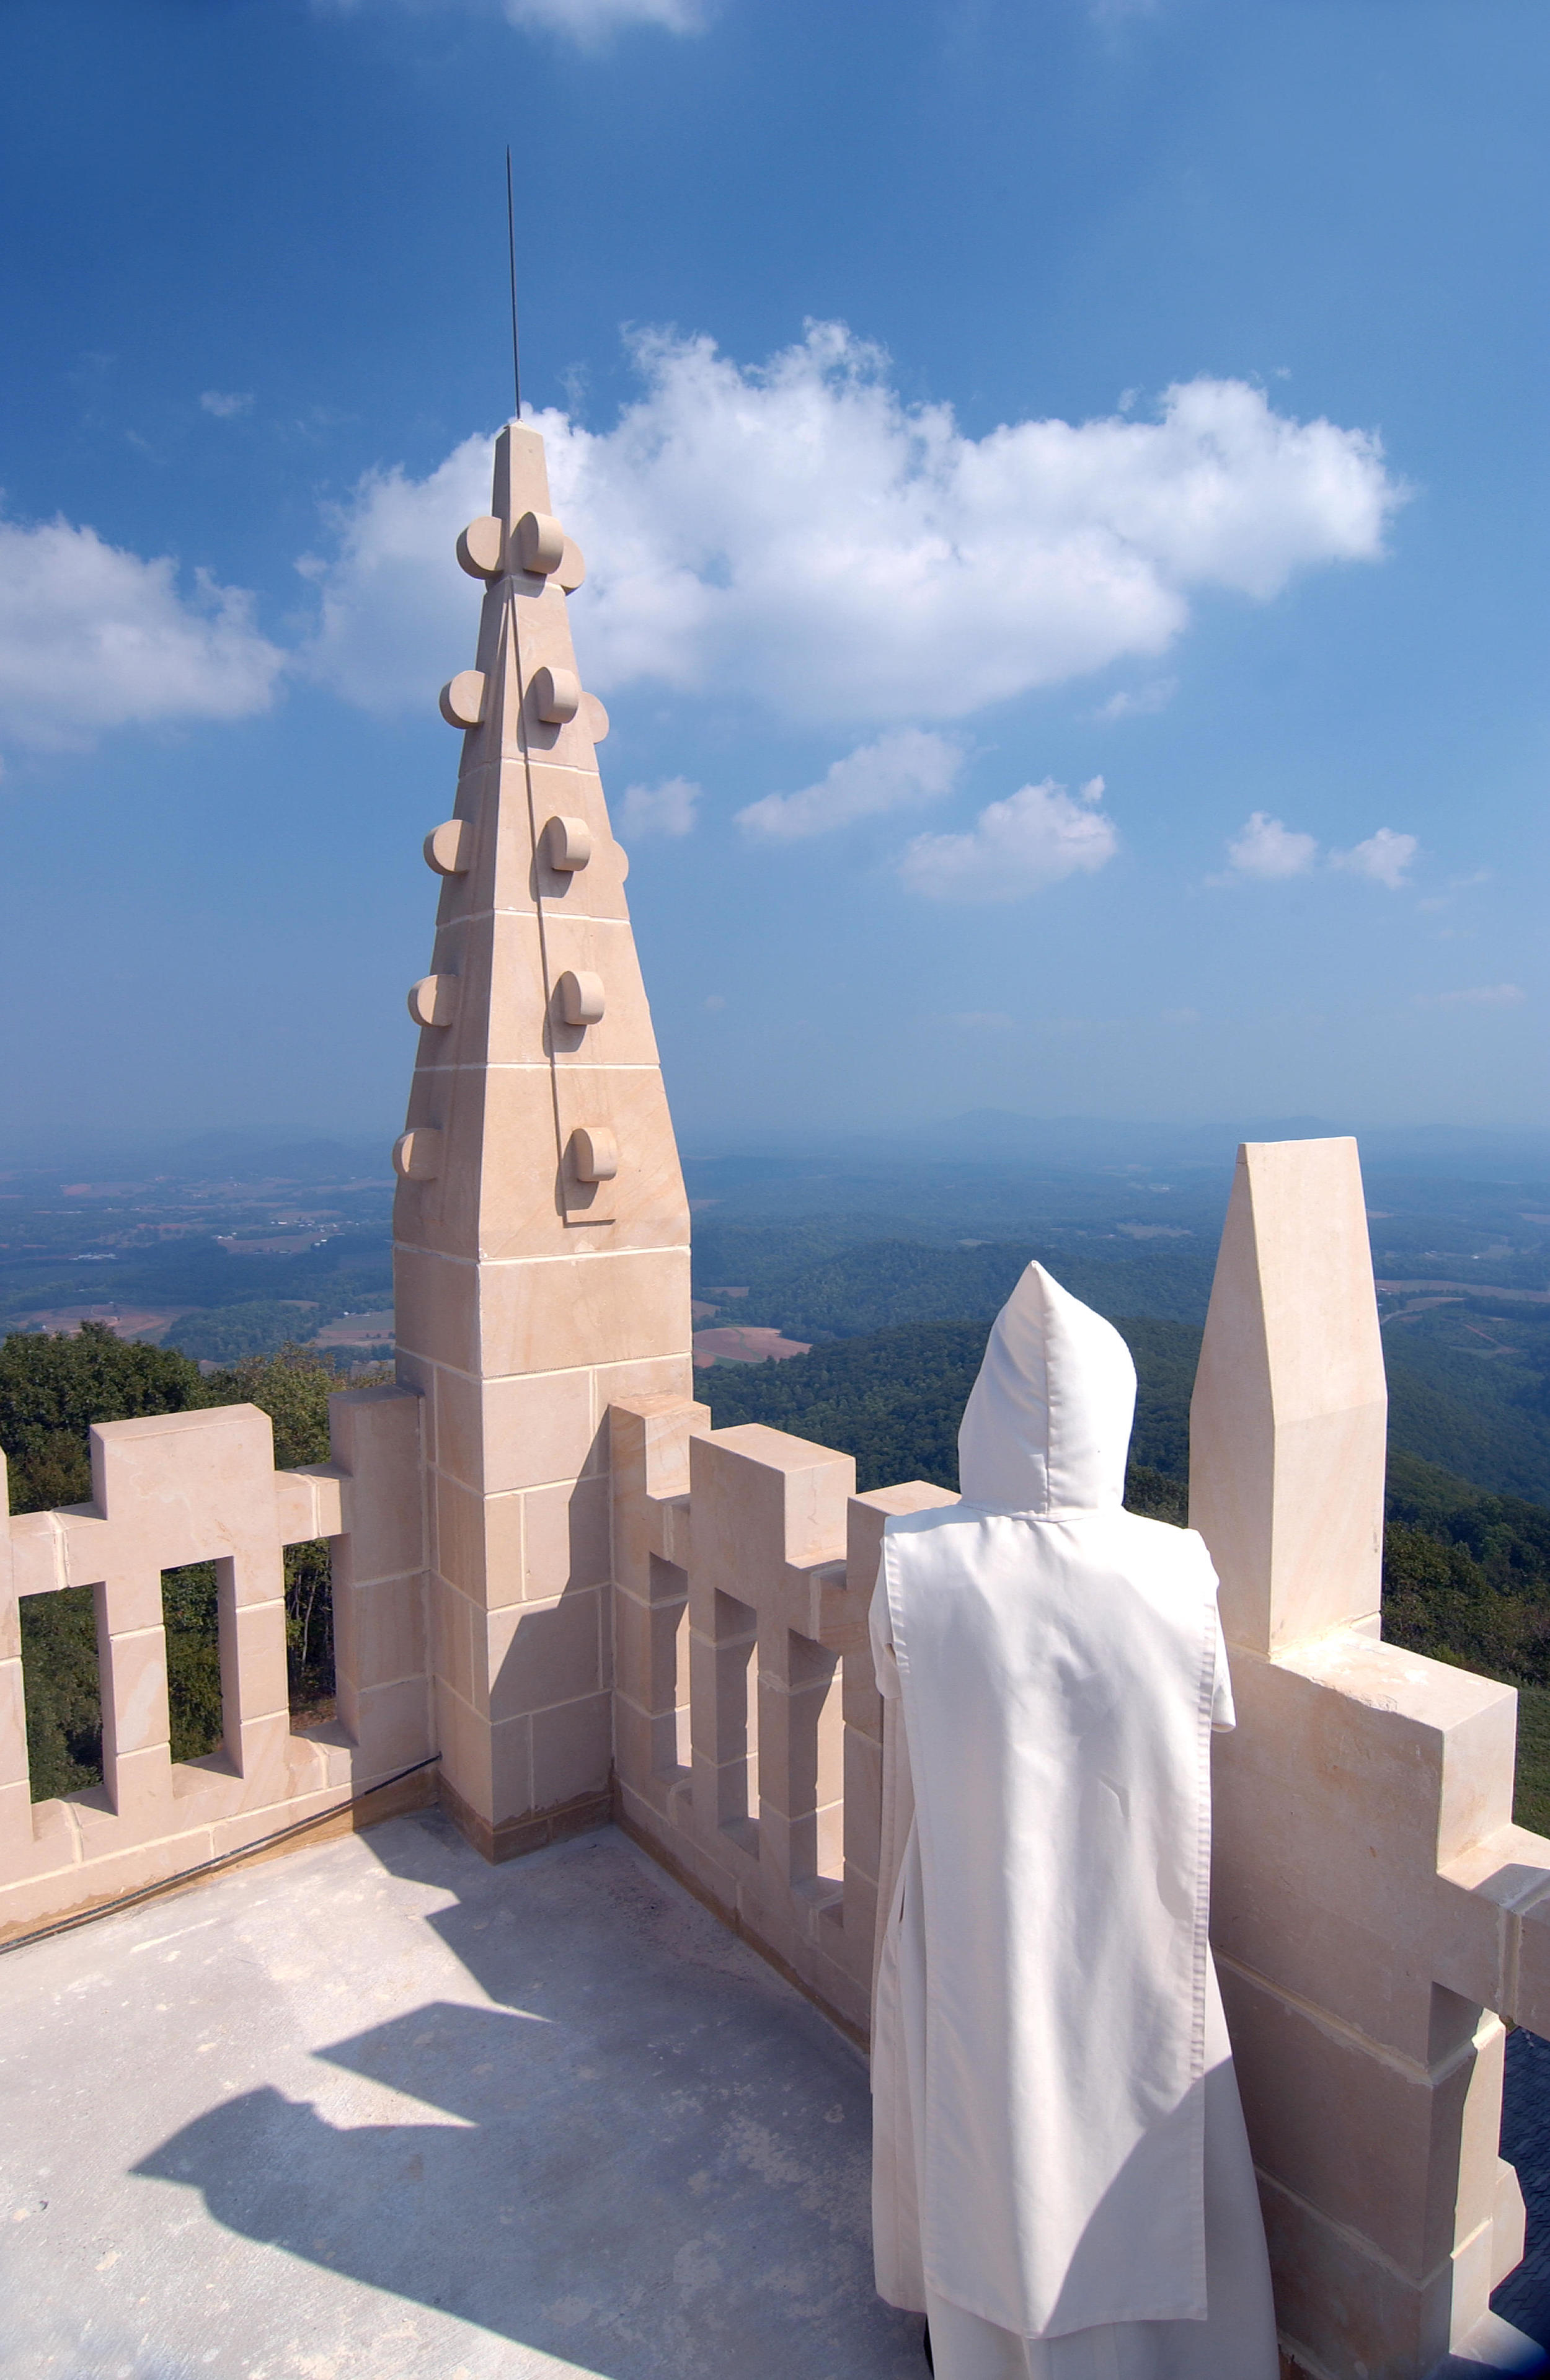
left=392, top=422, right=693, bottom=1858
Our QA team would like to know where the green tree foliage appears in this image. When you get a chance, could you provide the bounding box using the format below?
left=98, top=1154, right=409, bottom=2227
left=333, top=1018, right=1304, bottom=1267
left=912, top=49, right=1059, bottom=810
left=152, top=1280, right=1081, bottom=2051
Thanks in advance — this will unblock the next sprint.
left=693, top=1231, right=1216, bottom=1339
left=1381, top=1450, right=1550, bottom=1684
left=1123, top=1466, right=1189, bottom=1525
left=0, top=1320, right=206, bottom=1512
left=1, top=1328, right=360, bottom=1801
left=702, top=1321, right=983, bottom=1492
left=699, top=1316, right=1202, bottom=1497
left=1383, top=1330, right=1550, bottom=1506
left=1380, top=1523, right=1550, bottom=1684
left=17, top=1589, right=102, bottom=1802
left=159, top=1562, right=225, bottom=1765
left=203, top=1344, right=345, bottom=1721
left=1, top=1325, right=212, bottom=1800
left=693, top=1225, right=1550, bottom=1504
left=1115, top=1319, right=1200, bottom=1482
left=162, top=1302, right=319, bottom=1365
left=206, top=1343, right=340, bottom=1469
left=1380, top=1454, right=1550, bottom=1829
left=704, top=1326, right=1550, bottom=1827
left=1514, top=1690, right=1550, bottom=1837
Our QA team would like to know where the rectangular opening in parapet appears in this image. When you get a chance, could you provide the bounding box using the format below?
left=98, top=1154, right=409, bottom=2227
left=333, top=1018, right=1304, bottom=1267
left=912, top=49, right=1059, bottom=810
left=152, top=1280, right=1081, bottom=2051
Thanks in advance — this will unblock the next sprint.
left=285, top=1537, right=336, bottom=1732
left=714, top=1589, right=760, bottom=1839
left=163, top=1547, right=338, bottom=1762
left=647, top=1553, right=691, bottom=1781
left=790, top=1630, right=844, bottom=1898
left=19, top=1584, right=104, bottom=1800
left=673, top=1602, right=691, bottom=1773
left=162, top=1563, right=224, bottom=1763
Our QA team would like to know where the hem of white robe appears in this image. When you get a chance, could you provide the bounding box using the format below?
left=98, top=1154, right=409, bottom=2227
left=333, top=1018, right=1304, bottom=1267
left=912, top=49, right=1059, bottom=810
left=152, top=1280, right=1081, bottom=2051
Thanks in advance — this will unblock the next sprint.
left=920, top=2278, right=1211, bottom=2339
left=920, top=2287, right=1226, bottom=2380
left=882, top=1963, right=1278, bottom=2380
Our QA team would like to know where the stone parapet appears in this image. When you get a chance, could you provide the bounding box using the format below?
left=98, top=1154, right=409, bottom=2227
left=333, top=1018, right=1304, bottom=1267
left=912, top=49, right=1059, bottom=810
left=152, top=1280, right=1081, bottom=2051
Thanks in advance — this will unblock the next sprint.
left=1194, top=1139, right=1550, bottom=2378
left=605, top=1139, right=1550, bottom=2379
left=0, top=1388, right=433, bottom=1942
left=608, top=1395, right=954, bottom=2040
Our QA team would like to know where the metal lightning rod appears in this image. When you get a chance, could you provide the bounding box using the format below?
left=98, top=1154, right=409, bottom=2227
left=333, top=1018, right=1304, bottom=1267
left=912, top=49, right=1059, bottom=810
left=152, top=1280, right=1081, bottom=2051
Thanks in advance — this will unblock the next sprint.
left=505, top=145, right=521, bottom=419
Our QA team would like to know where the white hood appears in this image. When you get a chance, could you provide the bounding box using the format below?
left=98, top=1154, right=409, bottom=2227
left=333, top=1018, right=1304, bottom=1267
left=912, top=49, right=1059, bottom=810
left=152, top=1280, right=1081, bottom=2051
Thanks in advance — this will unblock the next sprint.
left=957, top=1261, right=1137, bottom=1515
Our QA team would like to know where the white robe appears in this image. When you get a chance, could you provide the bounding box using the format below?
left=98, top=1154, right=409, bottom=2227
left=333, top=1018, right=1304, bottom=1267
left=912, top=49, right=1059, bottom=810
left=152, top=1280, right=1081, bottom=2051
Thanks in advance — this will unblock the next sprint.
left=869, top=1264, right=1278, bottom=2380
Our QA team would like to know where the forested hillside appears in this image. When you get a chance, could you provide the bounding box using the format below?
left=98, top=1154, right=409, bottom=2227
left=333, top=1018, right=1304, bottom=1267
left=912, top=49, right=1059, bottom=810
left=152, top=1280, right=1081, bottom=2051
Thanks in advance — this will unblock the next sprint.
left=702, top=1313, right=1550, bottom=1827
left=0, top=1161, right=394, bottom=1367
left=693, top=1224, right=1217, bottom=1336
left=1, top=1328, right=352, bottom=1801
left=693, top=1230, right=1550, bottom=1506
left=8, top=1206, right=1550, bottom=1827
left=1381, top=1321, right=1550, bottom=1506
left=700, top=1315, right=1197, bottom=1496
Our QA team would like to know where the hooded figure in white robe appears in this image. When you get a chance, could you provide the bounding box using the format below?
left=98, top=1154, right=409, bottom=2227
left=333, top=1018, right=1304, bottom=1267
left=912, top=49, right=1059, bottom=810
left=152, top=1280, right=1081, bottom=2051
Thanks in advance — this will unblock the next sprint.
left=869, top=1263, right=1278, bottom=2380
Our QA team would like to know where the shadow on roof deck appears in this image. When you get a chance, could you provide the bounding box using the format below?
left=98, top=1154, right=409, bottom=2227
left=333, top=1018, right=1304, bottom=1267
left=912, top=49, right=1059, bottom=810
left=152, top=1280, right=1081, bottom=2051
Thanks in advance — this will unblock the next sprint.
left=0, top=1813, right=924, bottom=2380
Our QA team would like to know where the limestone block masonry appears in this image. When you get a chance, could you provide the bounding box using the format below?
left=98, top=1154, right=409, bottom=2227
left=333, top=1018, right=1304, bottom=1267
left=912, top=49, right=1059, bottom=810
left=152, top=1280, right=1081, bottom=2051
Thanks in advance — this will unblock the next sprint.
left=1, top=1388, right=432, bottom=1940
left=607, top=1137, right=1550, bottom=2380
left=1194, top=1142, right=1543, bottom=2380
left=392, top=422, right=693, bottom=1860
left=6, top=411, right=1550, bottom=2380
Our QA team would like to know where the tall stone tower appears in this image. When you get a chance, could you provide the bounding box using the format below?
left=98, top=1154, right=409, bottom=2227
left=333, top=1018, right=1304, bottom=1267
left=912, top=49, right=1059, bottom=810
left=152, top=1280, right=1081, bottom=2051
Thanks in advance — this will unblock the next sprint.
left=392, top=422, right=693, bottom=1858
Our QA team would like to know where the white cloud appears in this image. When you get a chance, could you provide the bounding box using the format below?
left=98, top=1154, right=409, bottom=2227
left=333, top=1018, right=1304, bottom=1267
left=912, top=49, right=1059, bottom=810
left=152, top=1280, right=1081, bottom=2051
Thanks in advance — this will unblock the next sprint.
left=618, top=774, right=700, bottom=837
left=1220, top=812, right=1421, bottom=889
left=1417, top=866, right=1492, bottom=914
left=1414, top=984, right=1526, bottom=1010
left=1223, top=811, right=1319, bottom=881
left=296, top=432, right=490, bottom=712
left=1329, top=827, right=1417, bottom=889
left=736, top=729, right=962, bottom=841
left=1094, top=676, right=1176, bottom=721
left=501, top=0, right=706, bottom=32
left=200, top=391, right=253, bottom=420
left=899, top=776, right=1118, bottom=903
left=0, top=515, right=285, bottom=750
left=316, top=0, right=704, bottom=42
left=301, top=323, right=1402, bottom=725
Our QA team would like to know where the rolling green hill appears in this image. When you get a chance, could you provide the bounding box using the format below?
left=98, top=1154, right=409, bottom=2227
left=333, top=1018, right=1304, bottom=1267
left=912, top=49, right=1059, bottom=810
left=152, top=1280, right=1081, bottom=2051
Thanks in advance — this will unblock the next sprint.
left=1381, top=1310, right=1550, bottom=1505
left=699, top=1315, right=1197, bottom=1495
left=694, top=1231, right=1550, bottom=1507
left=701, top=1315, right=1550, bottom=1828
left=694, top=1228, right=1217, bottom=1338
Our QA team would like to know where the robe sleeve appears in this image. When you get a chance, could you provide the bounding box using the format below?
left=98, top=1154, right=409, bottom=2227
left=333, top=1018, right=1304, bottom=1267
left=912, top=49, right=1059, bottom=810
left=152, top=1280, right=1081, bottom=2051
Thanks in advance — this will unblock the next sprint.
left=1212, top=1606, right=1236, bottom=1733
left=869, top=1545, right=916, bottom=2040
left=870, top=1550, right=902, bottom=1700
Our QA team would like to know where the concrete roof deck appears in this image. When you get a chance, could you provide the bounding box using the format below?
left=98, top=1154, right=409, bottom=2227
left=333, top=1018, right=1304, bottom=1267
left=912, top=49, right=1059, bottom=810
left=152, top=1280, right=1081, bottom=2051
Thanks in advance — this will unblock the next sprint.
left=6, top=1809, right=1550, bottom=2380
left=0, top=1814, right=923, bottom=2380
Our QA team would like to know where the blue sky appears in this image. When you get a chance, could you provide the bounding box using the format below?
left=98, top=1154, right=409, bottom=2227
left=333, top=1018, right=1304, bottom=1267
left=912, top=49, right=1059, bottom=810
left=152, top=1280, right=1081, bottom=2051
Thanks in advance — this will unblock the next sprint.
left=0, top=0, right=1544, bottom=1152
